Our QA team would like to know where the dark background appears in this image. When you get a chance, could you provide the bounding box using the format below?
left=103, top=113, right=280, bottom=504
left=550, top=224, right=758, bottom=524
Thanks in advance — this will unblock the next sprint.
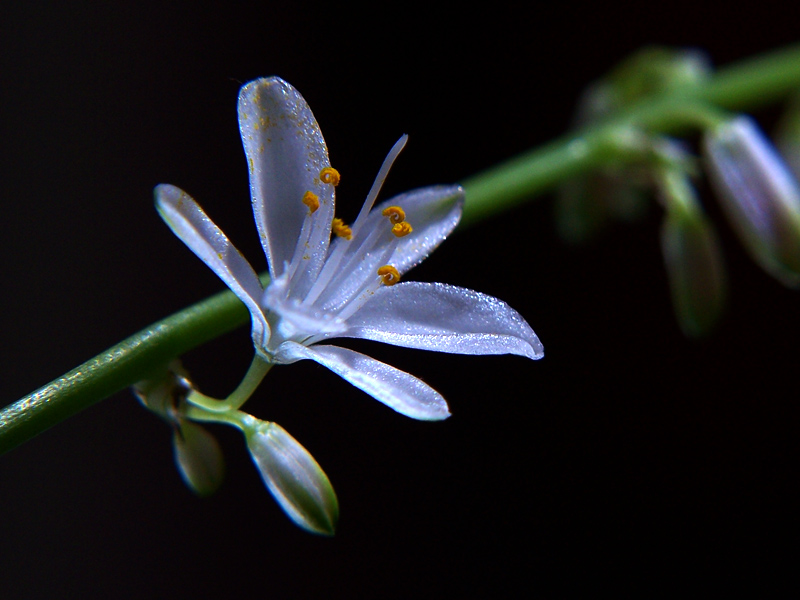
left=2, top=1, right=798, bottom=595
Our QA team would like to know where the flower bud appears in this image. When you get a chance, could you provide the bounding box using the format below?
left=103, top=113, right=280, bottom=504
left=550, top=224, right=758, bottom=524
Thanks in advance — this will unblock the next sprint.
left=132, top=360, right=191, bottom=423
left=173, top=420, right=226, bottom=497
left=704, top=116, right=800, bottom=286
left=659, top=171, right=727, bottom=336
left=246, top=421, right=339, bottom=535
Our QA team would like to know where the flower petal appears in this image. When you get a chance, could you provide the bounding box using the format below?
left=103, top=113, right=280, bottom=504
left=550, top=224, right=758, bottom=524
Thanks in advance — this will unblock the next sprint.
left=339, top=282, right=544, bottom=359
left=246, top=420, right=339, bottom=536
left=155, top=184, right=270, bottom=348
left=274, top=341, right=450, bottom=420
left=238, top=77, right=335, bottom=285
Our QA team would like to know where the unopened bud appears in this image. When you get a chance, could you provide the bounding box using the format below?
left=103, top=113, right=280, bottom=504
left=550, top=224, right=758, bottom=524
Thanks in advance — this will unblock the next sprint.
left=173, top=420, right=226, bottom=497
left=704, top=116, right=800, bottom=286
left=659, top=171, right=727, bottom=336
left=132, top=360, right=191, bottom=424
left=246, top=421, right=339, bottom=535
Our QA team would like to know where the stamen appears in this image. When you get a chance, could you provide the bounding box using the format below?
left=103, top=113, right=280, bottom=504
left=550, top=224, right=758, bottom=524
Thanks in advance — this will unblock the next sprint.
left=332, top=218, right=352, bottom=240
left=350, top=134, right=408, bottom=238
left=377, top=265, right=401, bottom=286
left=283, top=192, right=321, bottom=289
left=301, top=136, right=409, bottom=311
left=320, top=167, right=341, bottom=186
left=391, top=222, right=413, bottom=237
left=382, top=206, right=406, bottom=224
left=324, top=236, right=400, bottom=320
left=303, top=223, right=384, bottom=308
left=302, top=191, right=320, bottom=214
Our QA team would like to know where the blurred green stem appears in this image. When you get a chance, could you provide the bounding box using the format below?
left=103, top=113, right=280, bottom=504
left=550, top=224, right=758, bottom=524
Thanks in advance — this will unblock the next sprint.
left=460, top=44, right=800, bottom=225
left=3, top=44, right=800, bottom=455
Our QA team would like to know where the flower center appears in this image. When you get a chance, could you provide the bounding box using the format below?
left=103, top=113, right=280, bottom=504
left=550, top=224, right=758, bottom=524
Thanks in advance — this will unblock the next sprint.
left=280, top=137, right=413, bottom=329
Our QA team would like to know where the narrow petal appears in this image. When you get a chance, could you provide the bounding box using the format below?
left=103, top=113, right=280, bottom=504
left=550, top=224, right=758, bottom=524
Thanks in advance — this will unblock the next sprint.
left=238, top=77, right=335, bottom=285
left=275, top=341, right=450, bottom=421
left=155, top=184, right=270, bottom=348
left=339, top=282, right=544, bottom=359
left=246, top=420, right=339, bottom=535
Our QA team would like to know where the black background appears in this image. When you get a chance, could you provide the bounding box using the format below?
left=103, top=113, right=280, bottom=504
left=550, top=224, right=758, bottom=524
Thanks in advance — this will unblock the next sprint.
left=2, top=2, right=799, bottom=596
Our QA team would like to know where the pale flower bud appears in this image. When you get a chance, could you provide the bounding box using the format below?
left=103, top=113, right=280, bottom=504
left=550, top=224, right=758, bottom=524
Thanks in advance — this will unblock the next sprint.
left=133, top=361, right=226, bottom=496
left=246, top=420, right=339, bottom=535
left=703, top=116, right=800, bottom=286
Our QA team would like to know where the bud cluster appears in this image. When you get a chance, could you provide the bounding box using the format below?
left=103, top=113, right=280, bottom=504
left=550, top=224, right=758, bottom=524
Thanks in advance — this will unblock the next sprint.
left=560, top=47, right=800, bottom=336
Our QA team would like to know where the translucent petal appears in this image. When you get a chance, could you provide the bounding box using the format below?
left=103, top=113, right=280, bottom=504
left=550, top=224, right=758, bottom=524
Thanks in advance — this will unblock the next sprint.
left=238, top=77, right=335, bottom=288
left=246, top=420, right=338, bottom=536
left=274, top=341, right=451, bottom=421
left=155, top=184, right=270, bottom=348
left=340, top=282, right=544, bottom=359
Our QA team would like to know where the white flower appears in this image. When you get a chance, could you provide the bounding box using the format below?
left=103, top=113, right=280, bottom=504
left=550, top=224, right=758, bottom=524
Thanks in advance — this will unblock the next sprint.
left=156, top=77, right=543, bottom=421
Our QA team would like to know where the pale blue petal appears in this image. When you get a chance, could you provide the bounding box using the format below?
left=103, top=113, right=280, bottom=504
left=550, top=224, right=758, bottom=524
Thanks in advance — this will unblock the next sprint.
left=339, top=282, right=544, bottom=359
left=246, top=420, right=338, bottom=535
left=155, top=184, right=270, bottom=348
left=274, top=341, right=450, bottom=421
left=238, top=77, right=335, bottom=287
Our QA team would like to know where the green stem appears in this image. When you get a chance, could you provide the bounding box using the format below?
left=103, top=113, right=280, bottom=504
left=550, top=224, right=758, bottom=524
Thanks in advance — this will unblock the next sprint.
left=461, top=44, right=800, bottom=225
left=184, top=405, right=254, bottom=432
left=460, top=100, right=725, bottom=226
left=4, top=44, right=800, bottom=455
left=187, top=355, right=272, bottom=413
left=0, top=286, right=252, bottom=455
